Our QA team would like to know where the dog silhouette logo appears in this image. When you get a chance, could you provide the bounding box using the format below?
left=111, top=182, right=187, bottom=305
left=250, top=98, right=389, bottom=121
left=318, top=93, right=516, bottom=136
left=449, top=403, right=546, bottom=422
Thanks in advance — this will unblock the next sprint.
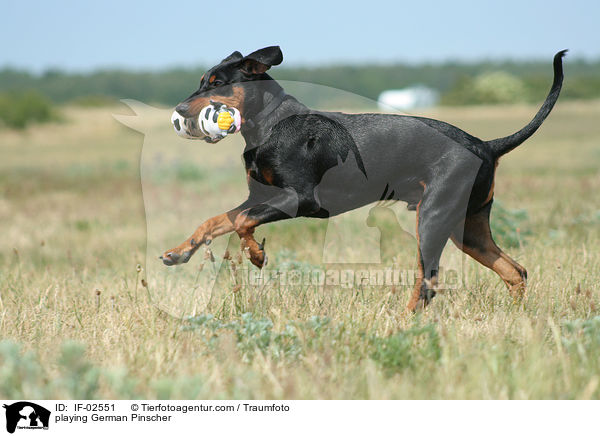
left=2, top=402, right=50, bottom=433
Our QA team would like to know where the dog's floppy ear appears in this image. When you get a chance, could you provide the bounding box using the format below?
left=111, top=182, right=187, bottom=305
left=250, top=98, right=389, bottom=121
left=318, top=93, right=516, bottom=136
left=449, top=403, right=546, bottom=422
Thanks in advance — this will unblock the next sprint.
left=241, top=46, right=283, bottom=75
left=221, top=51, right=244, bottom=64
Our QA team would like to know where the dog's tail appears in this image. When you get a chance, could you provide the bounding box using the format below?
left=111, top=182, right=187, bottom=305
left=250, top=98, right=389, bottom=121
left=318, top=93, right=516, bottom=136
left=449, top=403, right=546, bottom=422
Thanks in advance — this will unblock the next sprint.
left=486, top=50, right=567, bottom=158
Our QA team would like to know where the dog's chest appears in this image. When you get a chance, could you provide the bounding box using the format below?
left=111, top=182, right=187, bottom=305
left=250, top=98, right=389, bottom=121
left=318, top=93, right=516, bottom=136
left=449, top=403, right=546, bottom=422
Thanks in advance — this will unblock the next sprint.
left=243, top=146, right=277, bottom=186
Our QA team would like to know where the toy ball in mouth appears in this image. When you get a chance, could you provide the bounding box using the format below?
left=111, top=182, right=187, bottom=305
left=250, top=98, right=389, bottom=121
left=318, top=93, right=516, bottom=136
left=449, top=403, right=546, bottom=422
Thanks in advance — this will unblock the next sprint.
left=199, top=103, right=242, bottom=141
left=171, top=102, right=241, bottom=142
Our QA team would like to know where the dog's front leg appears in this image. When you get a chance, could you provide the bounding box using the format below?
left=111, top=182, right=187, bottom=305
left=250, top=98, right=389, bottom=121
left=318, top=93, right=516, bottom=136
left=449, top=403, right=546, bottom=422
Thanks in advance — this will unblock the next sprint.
left=233, top=193, right=304, bottom=268
left=161, top=208, right=243, bottom=266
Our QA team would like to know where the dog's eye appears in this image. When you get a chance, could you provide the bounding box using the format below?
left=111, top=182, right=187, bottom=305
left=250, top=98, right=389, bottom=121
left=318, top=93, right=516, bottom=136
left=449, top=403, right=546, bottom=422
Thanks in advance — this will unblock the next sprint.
left=213, top=79, right=225, bottom=86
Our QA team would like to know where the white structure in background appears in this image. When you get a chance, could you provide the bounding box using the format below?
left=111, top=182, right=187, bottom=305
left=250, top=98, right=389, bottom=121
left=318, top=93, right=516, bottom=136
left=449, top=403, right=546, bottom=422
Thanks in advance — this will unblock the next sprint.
left=377, top=85, right=439, bottom=112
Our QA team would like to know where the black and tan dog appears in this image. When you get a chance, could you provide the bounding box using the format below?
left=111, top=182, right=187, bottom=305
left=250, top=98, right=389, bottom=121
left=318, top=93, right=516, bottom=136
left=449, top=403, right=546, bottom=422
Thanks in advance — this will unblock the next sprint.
left=162, top=46, right=566, bottom=311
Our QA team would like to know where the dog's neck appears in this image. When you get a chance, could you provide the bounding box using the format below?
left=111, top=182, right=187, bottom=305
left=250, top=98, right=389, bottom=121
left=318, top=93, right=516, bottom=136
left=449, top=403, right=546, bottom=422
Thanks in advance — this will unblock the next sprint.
left=241, top=80, right=309, bottom=149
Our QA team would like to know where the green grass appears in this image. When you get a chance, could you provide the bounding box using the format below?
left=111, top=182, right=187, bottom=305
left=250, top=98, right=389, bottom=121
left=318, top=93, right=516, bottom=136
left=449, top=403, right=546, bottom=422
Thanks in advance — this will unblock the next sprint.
left=0, top=101, right=599, bottom=399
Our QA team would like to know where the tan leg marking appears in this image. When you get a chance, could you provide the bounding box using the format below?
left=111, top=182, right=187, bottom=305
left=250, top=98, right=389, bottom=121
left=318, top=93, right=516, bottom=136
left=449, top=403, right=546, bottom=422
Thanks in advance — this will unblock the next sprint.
left=451, top=208, right=527, bottom=298
left=162, top=210, right=240, bottom=263
left=234, top=213, right=266, bottom=268
left=407, top=198, right=425, bottom=312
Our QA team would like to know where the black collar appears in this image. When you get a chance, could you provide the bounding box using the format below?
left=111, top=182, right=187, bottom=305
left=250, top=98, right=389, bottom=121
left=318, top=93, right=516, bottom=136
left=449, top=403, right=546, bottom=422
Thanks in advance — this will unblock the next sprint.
left=243, top=89, right=287, bottom=131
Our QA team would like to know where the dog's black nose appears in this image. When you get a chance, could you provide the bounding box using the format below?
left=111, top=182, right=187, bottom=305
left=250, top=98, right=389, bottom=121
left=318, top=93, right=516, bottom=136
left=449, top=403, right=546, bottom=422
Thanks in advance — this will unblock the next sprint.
left=175, top=103, right=190, bottom=117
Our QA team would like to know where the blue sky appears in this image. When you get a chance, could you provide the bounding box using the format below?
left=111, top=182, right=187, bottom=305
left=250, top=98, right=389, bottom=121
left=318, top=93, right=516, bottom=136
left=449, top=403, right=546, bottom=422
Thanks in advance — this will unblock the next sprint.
left=2, top=0, right=598, bottom=72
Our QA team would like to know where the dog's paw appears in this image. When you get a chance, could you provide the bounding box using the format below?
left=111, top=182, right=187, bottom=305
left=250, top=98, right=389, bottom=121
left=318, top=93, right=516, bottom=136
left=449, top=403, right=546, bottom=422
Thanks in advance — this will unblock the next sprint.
left=242, top=237, right=268, bottom=268
left=160, top=238, right=205, bottom=266
left=160, top=250, right=191, bottom=266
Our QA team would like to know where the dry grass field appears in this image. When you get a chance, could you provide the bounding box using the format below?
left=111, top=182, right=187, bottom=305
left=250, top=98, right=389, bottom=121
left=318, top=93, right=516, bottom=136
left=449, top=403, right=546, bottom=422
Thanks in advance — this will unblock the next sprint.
left=1, top=99, right=599, bottom=399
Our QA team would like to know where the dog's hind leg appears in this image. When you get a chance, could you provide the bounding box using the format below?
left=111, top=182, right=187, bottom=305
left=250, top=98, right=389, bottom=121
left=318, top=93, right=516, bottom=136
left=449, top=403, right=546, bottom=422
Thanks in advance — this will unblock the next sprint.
left=450, top=201, right=527, bottom=298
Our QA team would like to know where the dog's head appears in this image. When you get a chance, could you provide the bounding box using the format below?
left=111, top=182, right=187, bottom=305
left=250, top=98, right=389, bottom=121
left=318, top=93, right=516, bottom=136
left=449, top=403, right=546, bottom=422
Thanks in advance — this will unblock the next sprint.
left=171, top=46, right=283, bottom=142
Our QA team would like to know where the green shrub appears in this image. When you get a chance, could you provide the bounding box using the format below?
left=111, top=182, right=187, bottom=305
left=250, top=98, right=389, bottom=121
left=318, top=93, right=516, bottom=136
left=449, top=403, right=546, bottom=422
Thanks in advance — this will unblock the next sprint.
left=58, top=341, right=100, bottom=399
left=442, top=71, right=528, bottom=106
left=184, top=313, right=303, bottom=361
left=472, top=72, right=529, bottom=104
left=0, top=341, right=44, bottom=398
left=370, top=323, right=441, bottom=375
left=0, top=90, right=58, bottom=129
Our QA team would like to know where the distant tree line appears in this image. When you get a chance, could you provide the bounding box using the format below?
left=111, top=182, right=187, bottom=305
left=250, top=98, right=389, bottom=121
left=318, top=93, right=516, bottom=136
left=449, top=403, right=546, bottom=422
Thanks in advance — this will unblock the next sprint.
left=1, top=58, right=599, bottom=128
